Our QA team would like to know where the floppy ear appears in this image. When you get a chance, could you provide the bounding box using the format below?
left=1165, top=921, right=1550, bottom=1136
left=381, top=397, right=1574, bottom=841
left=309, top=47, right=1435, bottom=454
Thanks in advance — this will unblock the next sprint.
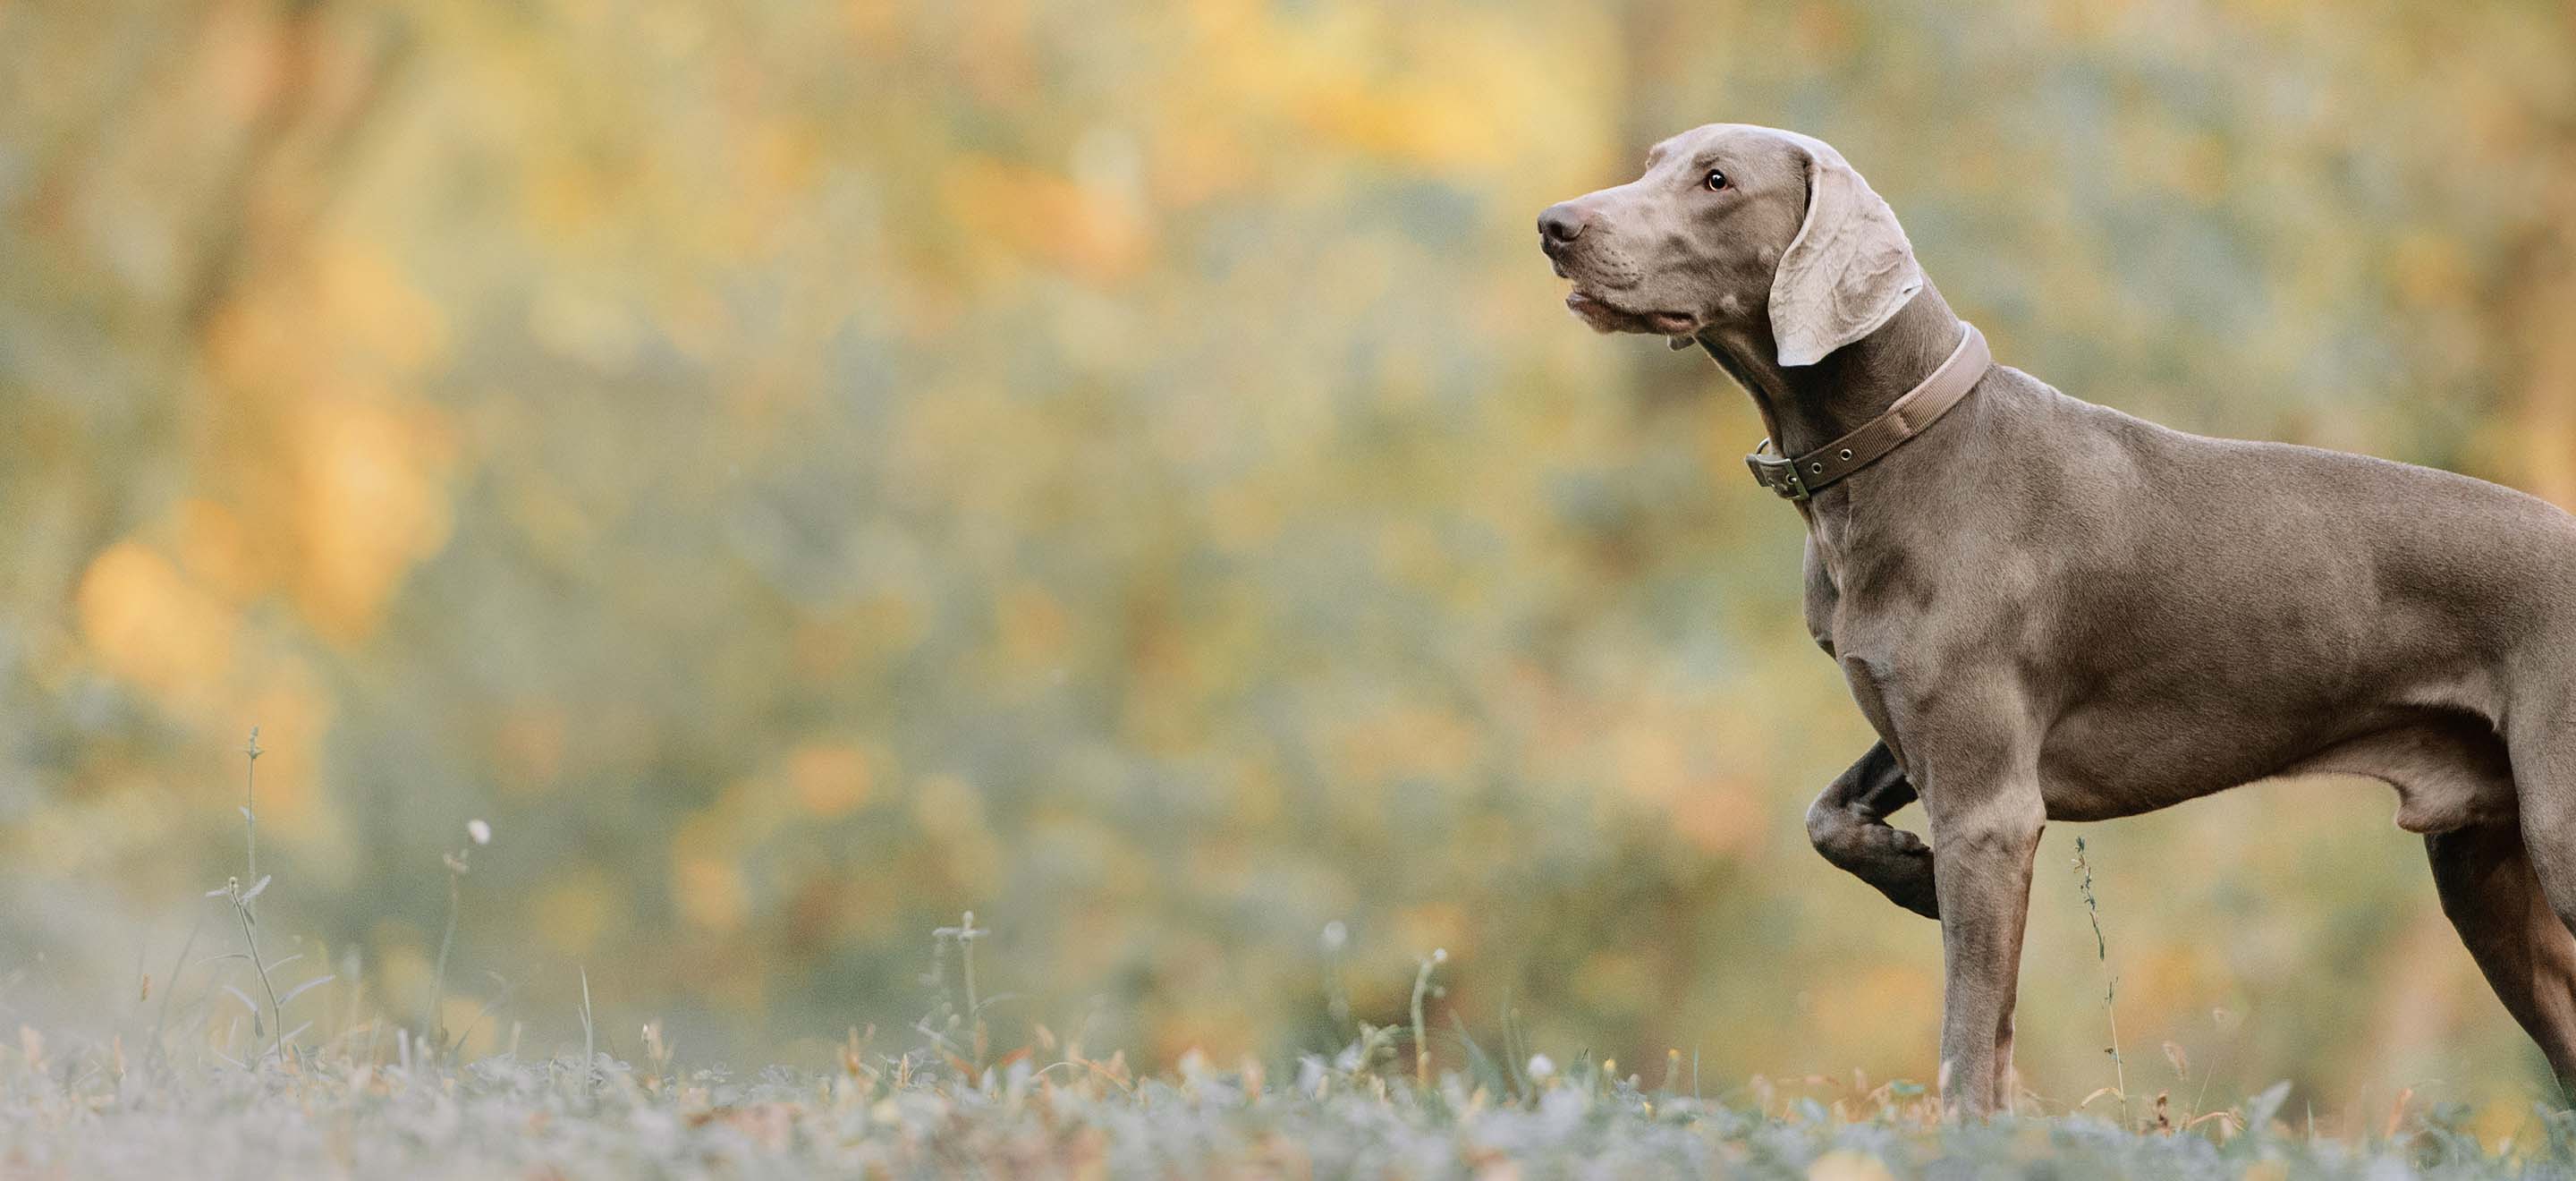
left=1767, top=135, right=1923, bottom=367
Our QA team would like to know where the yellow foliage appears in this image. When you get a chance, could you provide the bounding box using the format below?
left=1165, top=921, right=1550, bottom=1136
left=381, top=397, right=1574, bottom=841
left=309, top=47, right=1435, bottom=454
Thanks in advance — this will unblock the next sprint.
left=1669, top=778, right=1765, bottom=858
left=528, top=285, right=646, bottom=370
left=941, top=157, right=1150, bottom=283
left=1392, top=903, right=1467, bottom=962
left=675, top=855, right=750, bottom=934
left=525, top=158, right=610, bottom=240
left=287, top=397, right=458, bottom=644
left=76, top=542, right=237, bottom=707
left=2113, top=123, right=2229, bottom=207
left=995, top=582, right=1072, bottom=672
left=1332, top=704, right=1478, bottom=786
left=171, top=498, right=273, bottom=604
left=1574, top=949, right=1655, bottom=1013
left=956, top=0, right=1033, bottom=106
left=492, top=708, right=571, bottom=795
left=913, top=772, right=986, bottom=837
left=911, top=773, right=1000, bottom=890
left=532, top=867, right=617, bottom=956
left=313, top=237, right=450, bottom=376
left=784, top=741, right=877, bottom=818
left=2390, top=230, right=2472, bottom=309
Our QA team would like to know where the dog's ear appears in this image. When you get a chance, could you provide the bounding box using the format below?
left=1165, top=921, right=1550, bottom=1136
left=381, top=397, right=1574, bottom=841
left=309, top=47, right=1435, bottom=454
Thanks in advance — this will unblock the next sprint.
left=1767, top=134, right=1923, bottom=367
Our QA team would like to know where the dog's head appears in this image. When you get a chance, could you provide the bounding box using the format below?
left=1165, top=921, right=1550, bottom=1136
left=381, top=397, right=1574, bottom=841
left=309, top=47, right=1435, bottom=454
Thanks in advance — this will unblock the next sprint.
left=1538, top=124, right=1920, bottom=366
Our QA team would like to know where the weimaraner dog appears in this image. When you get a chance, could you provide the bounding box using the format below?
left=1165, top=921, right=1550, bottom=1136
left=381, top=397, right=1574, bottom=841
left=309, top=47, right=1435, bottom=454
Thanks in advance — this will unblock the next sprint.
left=1538, top=123, right=2576, bottom=1114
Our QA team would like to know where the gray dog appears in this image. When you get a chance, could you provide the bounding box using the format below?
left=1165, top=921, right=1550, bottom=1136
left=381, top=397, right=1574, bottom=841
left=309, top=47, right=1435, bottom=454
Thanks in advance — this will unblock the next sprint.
left=1538, top=123, right=2576, bottom=1114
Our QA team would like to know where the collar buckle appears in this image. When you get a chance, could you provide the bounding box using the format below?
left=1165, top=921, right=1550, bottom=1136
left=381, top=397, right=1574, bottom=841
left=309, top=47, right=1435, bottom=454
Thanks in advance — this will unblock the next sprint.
left=1745, top=443, right=1811, bottom=502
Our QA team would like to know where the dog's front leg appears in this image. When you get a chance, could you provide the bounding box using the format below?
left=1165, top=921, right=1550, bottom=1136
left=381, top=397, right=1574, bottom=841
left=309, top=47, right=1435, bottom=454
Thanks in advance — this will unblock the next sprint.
left=1922, top=769, right=2046, bottom=1117
left=1805, top=743, right=1938, bottom=919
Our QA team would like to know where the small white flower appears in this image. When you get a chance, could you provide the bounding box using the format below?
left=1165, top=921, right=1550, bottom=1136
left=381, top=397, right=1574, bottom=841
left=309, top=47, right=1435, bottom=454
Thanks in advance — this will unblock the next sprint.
left=1320, top=921, right=1347, bottom=952
left=1526, top=1053, right=1555, bottom=1081
left=1431, top=947, right=1446, bottom=964
left=466, top=819, right=492, bottom=846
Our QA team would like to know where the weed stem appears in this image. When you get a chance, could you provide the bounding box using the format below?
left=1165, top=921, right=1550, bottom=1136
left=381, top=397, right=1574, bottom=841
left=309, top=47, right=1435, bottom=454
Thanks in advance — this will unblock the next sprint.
left=1411, top=947, right=1445, bottom=1088
left=231, top=887, right=284, bottom=1065
left=242, top=728, right=261, bottom=905
left=2073, top=837, right=2126, bottom=1126
left=428, top=858, right=462, bottom=1054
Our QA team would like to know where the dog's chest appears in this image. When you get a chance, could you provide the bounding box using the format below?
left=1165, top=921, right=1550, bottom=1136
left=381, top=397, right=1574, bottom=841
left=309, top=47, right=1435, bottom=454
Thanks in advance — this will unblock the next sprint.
left=1800, top=538, right=1840, bottom=655
left=1799, top=520, right=1962, bottom=659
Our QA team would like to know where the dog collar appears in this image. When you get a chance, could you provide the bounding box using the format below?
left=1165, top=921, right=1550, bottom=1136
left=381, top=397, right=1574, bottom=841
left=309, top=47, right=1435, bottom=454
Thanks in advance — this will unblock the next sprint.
left=1746, top=323, right=1990, bottom=502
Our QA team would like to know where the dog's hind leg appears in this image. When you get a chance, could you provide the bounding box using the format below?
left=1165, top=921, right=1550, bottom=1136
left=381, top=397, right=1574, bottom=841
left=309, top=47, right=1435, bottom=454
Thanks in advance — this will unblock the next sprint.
left=2501, top=685, right=2576, bottom=1091
left=1806, top=742, right=1939, bottom=919
left=2427, top=821, right=2576, bottom=1083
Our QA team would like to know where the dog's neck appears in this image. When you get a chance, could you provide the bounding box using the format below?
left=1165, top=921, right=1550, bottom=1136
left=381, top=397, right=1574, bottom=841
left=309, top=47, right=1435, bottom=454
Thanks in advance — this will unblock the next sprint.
left=1697, top=285, right=1963, bottom=461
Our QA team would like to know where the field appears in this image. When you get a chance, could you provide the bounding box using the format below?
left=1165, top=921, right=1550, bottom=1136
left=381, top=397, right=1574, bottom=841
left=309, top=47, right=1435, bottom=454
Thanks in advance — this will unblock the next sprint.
left=0, top=775, right=2559, bottom=1179
left=0, top=882, right=2560, bottom=1181
left=0, top=1030, right=2559, bottom=1179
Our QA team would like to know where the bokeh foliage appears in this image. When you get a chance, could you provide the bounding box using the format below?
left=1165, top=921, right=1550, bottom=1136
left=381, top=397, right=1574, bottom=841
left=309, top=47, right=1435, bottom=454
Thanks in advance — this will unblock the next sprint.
left=4, top=0, right=2575, bottom=1117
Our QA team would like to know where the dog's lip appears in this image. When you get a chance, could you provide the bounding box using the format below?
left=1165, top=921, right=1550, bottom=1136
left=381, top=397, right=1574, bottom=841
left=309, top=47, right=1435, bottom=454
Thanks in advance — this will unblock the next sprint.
left=1565, top=290, right=1696, bottom=335
left=1563, top=289, right=1609, bottom=323
left=1564, top=290, right=1624, bottom=317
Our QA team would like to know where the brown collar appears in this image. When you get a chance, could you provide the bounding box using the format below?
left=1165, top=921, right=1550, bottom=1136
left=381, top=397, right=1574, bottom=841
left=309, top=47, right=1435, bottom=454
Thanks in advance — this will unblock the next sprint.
left=1746, top=323, right=1991, bottom=502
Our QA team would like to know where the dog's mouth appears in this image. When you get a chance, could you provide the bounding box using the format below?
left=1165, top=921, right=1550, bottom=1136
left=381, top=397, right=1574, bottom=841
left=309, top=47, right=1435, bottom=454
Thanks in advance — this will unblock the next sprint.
left=1545, top=235, right=1699, bottom=340
left=1563, top=288, right=1699, bottom=338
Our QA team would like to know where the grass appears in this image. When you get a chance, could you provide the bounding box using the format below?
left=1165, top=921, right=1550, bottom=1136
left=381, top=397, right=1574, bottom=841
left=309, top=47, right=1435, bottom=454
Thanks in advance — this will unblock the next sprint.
left=7, top=735, right=2574, bottom=1177
left=0, top=1022, right=2566, bottom=1178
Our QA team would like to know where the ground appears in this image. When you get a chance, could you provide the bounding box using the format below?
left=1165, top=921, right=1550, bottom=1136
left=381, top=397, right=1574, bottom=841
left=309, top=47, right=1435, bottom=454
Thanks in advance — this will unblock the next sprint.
left=0, top=1034, right=2563, bottom=1179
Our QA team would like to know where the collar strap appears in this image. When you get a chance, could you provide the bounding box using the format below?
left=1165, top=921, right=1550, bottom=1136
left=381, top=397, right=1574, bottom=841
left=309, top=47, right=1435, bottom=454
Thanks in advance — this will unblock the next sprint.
left=1746, top=323, right=1991, bottom=502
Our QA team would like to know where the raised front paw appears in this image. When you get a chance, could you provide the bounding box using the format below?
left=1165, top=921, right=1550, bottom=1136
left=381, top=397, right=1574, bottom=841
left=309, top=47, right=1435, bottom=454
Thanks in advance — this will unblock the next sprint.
left=1809, top=808, right=1937, bottom=919
left=1806, top=745, right=1940, bottom=920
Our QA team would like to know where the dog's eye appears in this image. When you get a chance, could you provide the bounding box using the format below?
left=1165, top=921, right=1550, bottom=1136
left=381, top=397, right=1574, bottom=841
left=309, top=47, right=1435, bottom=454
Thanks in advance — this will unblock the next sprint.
left=1704, top=168, right=1729, bottom=192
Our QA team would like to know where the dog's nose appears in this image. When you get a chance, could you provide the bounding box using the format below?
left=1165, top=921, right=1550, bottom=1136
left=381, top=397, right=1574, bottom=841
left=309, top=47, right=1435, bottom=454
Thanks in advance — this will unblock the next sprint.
left=1538, top=202, right=1589, bottom=244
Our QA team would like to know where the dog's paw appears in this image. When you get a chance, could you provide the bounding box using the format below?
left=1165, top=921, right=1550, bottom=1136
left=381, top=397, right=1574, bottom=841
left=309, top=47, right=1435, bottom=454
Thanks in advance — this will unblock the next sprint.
left=1809, top=808, right=1940, bottom=920
left=1862, top=822, right=1930, bottom=857
left=1882, top=873, right=1940, bottom=922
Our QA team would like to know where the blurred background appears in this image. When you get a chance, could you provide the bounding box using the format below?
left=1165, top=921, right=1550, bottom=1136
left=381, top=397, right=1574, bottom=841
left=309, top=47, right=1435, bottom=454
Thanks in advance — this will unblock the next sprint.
left=4, top=0, right=2575, bottom=1117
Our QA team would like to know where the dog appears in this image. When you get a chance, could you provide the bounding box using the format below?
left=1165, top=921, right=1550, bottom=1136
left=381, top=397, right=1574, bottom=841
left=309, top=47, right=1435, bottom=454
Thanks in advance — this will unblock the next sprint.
left=1538, top=123, right=2576, bottom=1114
